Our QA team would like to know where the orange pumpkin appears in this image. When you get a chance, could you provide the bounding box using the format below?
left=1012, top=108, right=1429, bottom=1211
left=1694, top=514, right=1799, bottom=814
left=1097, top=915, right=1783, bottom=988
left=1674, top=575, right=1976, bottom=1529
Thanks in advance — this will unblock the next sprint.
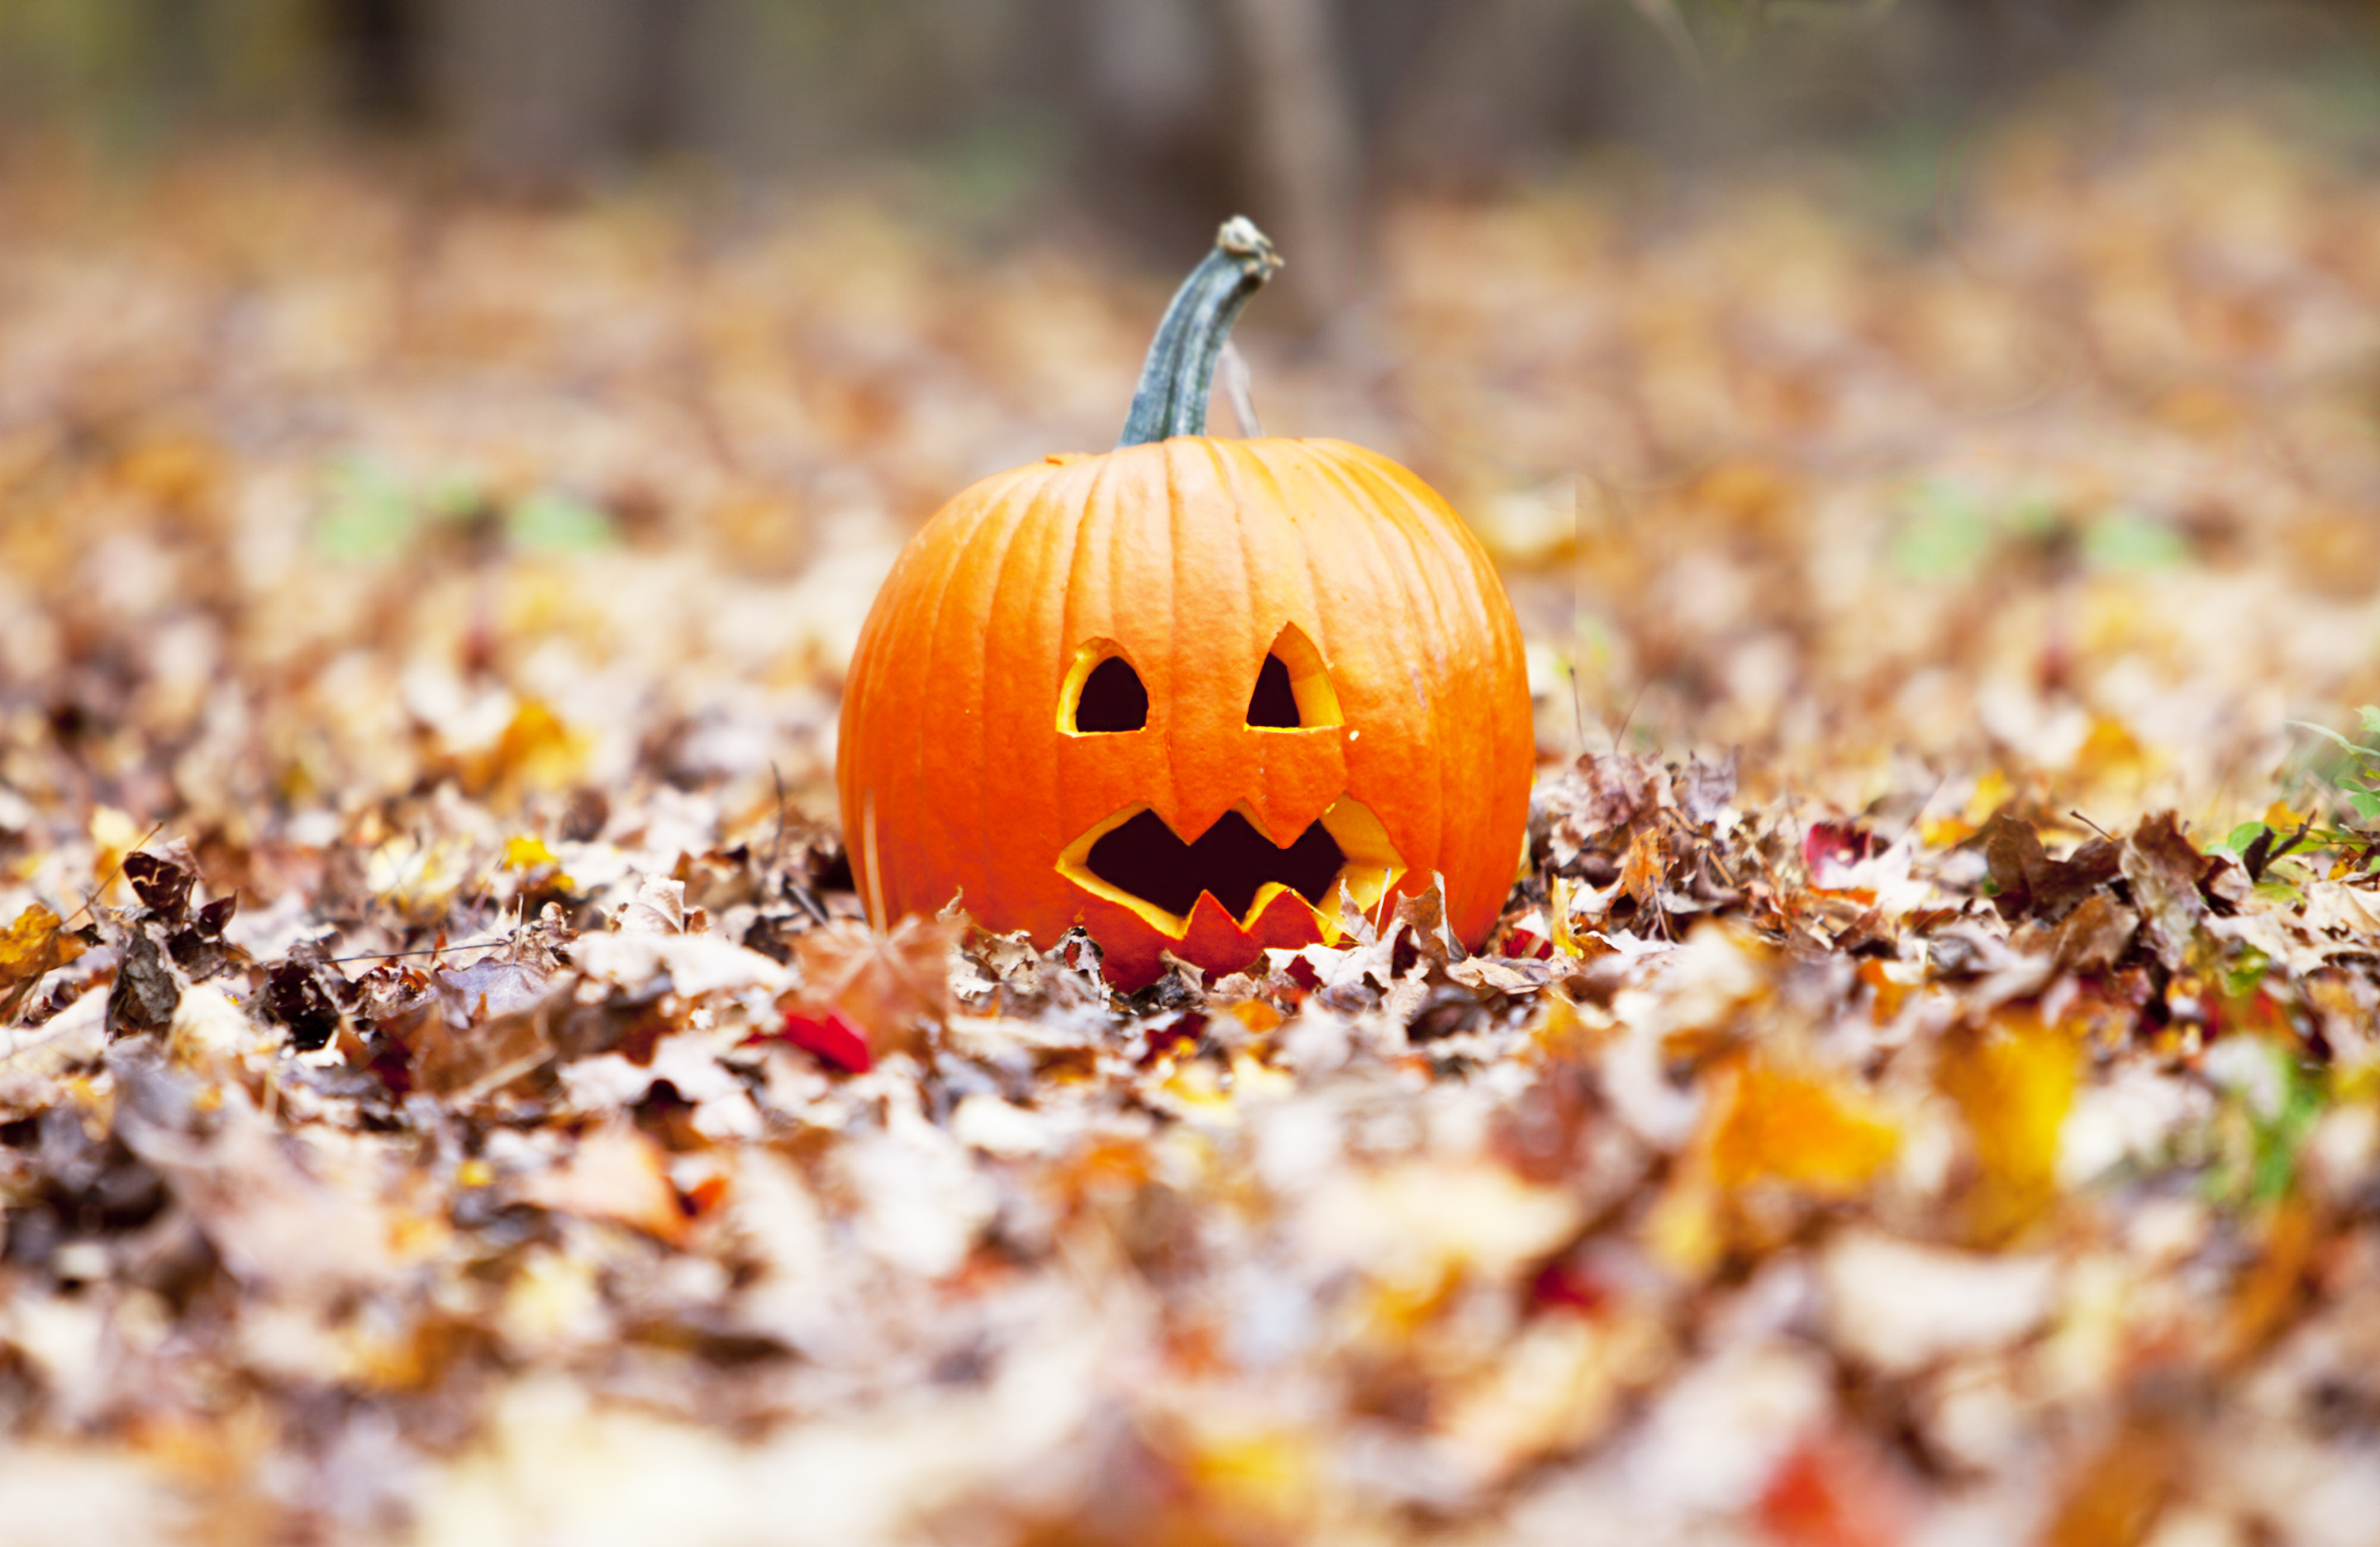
left=837, top=218, right=1534, bottom=988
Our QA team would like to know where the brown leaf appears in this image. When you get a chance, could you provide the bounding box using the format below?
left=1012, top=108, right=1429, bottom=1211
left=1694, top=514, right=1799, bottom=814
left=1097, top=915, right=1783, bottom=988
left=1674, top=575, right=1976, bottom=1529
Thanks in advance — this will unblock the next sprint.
left=397, top=959, right=559, bottom=1099
left=1541, top=752, right=1668, bottom=867
left=106, top=927, right=182, bottom=1038
left=121, top=850, right=196, bottom=922
left=2121, top=811, right=2208, bottom=972
left=1980, top=812, right=2120, bottom=923
left=2048, top=891, right=2139, bottom=974
left=1619, top=824, right=1672, bottom=912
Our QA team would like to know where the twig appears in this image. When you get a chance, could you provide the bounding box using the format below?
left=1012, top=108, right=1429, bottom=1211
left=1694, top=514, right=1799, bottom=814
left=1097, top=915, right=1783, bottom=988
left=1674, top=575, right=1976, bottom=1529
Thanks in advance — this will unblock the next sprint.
left=1610, top=678, right=1653, bottom=757
left=2068, top=809, right=2115, bottom=843
left=319, top=936, right=514, bottom=966
left=62, top=818, right=167, bottom=925
left=768, top=762, right=790, bottom=885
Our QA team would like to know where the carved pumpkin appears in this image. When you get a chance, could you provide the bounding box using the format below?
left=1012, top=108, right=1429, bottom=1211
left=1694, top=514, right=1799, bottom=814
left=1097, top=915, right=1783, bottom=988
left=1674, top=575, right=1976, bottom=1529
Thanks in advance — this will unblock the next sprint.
left=837, top=218, right=1534, bottom=988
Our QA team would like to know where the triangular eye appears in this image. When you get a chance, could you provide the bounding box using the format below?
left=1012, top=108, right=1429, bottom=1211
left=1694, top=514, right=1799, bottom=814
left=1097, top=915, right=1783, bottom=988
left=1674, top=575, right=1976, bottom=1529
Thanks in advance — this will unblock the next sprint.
left=1246, top=654, right=1300, bottom=727
left=1246, top=624, right=1342, bottom=729
left=1074, top=655, right=1148, bottom=732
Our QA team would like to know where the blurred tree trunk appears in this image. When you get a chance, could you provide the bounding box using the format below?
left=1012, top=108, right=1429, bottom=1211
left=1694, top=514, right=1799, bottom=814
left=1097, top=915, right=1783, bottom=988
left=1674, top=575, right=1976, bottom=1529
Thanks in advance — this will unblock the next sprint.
left=425, top=0, right=687, bottom=189
left=317, top=0, right=427, bottom=125
left=1211, top=0, right=1360, bottom=328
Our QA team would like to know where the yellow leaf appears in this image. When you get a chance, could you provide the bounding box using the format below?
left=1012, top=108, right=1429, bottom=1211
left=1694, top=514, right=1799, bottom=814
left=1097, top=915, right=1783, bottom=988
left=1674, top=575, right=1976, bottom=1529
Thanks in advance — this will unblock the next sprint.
left=501, top=835, right=559, bottom=870
left=1940, top=1008, right=2080, bottom=1244
left=1708, top=1058, right=1899, bottom=1197
left=1180, top=1423, right=1318, bottom=1526
left=89, top=804, right=143, bottom=905
left=1964, top=768, right=2013, bottom=824
left=463, top=699, right=587, bottom=799
left=2073, top=716, right=2150, bottom=785
left=0, top=903, right=85, bottom=1018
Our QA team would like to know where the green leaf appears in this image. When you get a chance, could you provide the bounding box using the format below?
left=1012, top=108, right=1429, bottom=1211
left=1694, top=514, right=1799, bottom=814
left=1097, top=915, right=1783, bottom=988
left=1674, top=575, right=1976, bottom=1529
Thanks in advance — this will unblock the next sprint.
left=2347, top=789, right=2380, bottom=821
left=316, top=457, right=416, bottom=562
left=1890, top=482, right=1994, bottom=579
left=2220, top=943, right=2271, bottom=1000
left=2288, top=719, right=2362, bottom=754
left=507, top=492, right=614, bottom=554
left=2359, top=705, right=2380, bottom=739
left=2082, top=512, right=2190, bottom=572
left=2219, top=822, right=2270, bottom=856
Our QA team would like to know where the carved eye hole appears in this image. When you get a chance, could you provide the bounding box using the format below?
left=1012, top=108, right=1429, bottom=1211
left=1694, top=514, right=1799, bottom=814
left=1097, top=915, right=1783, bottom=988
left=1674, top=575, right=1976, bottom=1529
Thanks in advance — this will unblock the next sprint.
left=1247, top=655, right=1300, bottom=727
left=1069, top=653, right=1148, bottom=733
left=1246, top=624, right=1342, bottom=730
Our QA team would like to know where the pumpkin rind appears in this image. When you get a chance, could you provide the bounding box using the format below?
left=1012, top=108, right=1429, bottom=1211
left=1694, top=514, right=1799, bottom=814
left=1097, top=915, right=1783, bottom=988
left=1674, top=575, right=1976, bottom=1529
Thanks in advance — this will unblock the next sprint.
left=837, top=433, right=1534, bottom=989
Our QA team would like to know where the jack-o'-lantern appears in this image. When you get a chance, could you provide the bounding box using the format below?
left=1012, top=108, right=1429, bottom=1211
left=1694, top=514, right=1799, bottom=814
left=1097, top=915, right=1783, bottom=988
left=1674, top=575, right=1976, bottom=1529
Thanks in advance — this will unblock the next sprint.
left=837, top=218, right=1534, bottom=988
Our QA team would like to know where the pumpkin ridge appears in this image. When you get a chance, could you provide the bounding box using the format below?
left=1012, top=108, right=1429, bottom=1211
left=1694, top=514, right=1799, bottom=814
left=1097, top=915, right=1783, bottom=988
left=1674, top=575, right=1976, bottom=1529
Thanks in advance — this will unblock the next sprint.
left=872, top=493, right=991, bottom=921
left=1363, top=449, right=1511, bottom=933
left=891, top=498, right=981, bottom=920
left=971, top=472, right=1059, bottom=920
left=1327, top=440, right=1530, bottom=939
left=1303, top=443, right=1453, bottom=907
left=1160, top=438, right=1190, bottom=827
left=1009, top=470, right=1087, bottom=927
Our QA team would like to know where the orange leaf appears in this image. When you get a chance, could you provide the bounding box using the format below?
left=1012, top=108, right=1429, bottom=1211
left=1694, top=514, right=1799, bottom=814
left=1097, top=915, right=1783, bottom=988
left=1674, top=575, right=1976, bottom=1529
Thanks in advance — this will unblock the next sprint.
left=1709, top=1058, right=1898, bottom=1198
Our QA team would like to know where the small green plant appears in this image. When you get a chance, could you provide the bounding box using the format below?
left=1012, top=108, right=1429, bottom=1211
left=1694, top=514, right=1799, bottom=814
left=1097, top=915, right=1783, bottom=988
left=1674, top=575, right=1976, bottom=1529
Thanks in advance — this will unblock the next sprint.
left=2205, top=708, right=2380, bottom=903
left=2289, top=706, right=2380, bottom=822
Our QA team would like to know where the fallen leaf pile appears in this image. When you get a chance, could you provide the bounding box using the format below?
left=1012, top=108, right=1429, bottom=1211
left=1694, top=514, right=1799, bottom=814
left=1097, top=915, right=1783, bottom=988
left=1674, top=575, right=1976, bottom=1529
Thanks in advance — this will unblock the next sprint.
left=8, top=94, right=2380, bottom=1545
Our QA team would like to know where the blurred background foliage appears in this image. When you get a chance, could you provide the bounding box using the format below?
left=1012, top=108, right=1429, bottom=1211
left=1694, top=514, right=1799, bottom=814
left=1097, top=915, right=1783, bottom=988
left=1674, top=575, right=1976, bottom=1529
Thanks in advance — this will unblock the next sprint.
left=7, top=0, right=2380, bottom=315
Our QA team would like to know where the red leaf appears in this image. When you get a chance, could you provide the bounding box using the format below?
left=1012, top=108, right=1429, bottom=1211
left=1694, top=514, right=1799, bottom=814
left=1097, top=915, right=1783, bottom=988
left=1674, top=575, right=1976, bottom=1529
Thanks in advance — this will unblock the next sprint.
left=766, top=1007, right=874, bottom=1073
left=1758, top=1434, right=1907, bottom=1547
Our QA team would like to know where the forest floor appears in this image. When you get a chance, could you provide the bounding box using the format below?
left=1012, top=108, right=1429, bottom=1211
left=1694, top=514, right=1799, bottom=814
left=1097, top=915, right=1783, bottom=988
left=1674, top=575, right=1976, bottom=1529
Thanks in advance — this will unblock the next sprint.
left=8, top=90, right=2380, bottom=1545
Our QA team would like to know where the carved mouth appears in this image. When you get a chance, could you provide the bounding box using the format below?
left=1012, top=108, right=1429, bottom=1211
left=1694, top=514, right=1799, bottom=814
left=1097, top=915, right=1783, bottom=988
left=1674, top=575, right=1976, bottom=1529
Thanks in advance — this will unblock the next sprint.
left=1057, top=797, right=1404, bottom=936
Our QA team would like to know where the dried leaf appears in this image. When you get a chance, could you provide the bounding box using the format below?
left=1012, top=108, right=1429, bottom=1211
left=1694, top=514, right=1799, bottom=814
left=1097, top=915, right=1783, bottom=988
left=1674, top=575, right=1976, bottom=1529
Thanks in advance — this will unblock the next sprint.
left=105, top=928, right=181, bottom=1039
left=1980, top=812, right=2121, bottom=922
left=795, top=914, right=961, bottom=1058
left=519, top=1124, right=688, bottom=1245
left=2121, top=810, right=2209, bottom=971
left=0, top=904, right=86, bottom=1022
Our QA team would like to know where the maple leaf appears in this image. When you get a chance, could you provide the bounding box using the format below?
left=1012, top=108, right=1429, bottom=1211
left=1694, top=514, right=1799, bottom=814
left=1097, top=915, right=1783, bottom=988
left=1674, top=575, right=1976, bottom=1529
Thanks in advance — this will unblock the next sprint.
left=794, top=914, right=961, bottom=1060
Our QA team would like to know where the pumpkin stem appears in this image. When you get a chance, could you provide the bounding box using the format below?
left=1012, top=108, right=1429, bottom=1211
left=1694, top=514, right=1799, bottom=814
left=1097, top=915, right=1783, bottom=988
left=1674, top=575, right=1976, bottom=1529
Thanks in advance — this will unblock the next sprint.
left=1116, top=216, right=1284, bottom=447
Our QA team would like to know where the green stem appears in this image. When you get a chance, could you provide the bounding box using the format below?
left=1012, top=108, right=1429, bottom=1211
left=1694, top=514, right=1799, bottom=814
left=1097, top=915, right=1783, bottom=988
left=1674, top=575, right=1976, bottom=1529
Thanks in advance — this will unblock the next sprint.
left=1115, top=216, right=1283, bottom=447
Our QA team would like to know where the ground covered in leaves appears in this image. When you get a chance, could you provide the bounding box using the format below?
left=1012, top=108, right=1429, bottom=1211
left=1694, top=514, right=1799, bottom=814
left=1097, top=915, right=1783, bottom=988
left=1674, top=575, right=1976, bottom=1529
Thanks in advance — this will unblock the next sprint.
left=10, top=92, right=2380, bottom=1545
